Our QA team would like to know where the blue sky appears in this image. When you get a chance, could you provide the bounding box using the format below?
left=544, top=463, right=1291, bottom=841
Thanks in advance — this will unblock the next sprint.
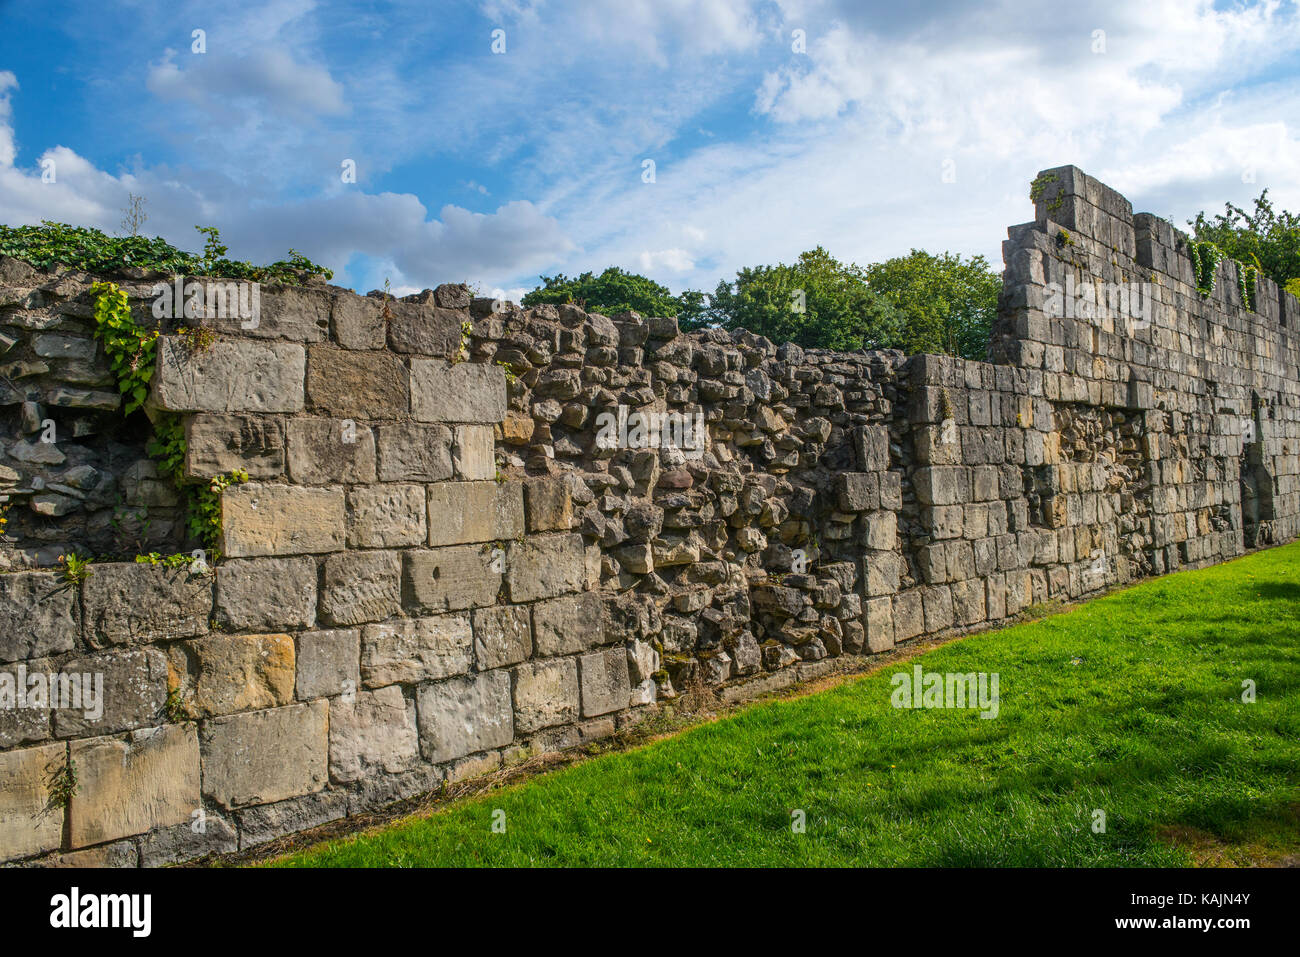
left=1, top=0, right=1298, bottom=300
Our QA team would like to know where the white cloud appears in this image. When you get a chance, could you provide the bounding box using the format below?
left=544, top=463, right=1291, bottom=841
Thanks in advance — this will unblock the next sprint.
left=638, top=247, right=696, bottom=273
left=147, top=46, right=348, bottom=118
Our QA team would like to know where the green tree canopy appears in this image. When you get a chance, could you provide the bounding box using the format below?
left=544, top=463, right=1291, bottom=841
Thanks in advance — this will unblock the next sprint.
left=521, top=266, right=703, bottom=318
left=1190, top=190, right=1300, bottom=297
left=864, top=250, right=1002, bottom=359
left=699, top=246, right=903, bottom=351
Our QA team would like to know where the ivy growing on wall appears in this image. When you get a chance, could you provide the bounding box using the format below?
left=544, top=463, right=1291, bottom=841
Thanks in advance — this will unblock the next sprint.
left=90, top=282, right=246, bottom=561
left=1239, top=264, right=1259, bottom=311
left=1191, top=241, right=1223, bottom=298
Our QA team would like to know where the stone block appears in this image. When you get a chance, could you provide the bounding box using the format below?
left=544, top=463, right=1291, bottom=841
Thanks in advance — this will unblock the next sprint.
left=410, top=359, right=507, bottom=423
left=221, top=483, right=346, bottom=557
left=922, top=585, right=955, bottom=632
left=215, top=556, right=317, bottom=632
left=235, top=789, right=349, bottom=848
left=855, top=425, right=890, bottom=471
left=837, top=472, right=878, bottom=512
left=0, top=571, right=77, bottom=661
left=347, top=483, right=426, bottom=547
left=893, top=590, right=925, bottom=641
left=512, top=658, right=580, bottom=732
left=54, top=648, right=168, bottom=738
left=0, top=658, right=51, bottom=749
left=426, top=481, right=523, bottom=546
left=505, top=533, right=587, bottom=602
left=472, top=605, right=533, bottom=670
left=403, top=545, right=501, bottom=613
left=452, top=424, right=496, bottom=480
left=153, top=337, right=305, bottom=413
left=0, top=742, right=66, bottom=863
left=863, top=596, right=895, bottom=653
left=863, top=511, right=897, bottom=550
left=386, top=301, right=465, bottom=356
left=361, top=615, right=473, bottom=687
left=169, top=633, right=295, bottom=718
left=295, top=628, right=360, bottom=700
left=201, top=701, right=329, bottom=808
left=321, top=550, right=402, bottom=626
left=416, top=671, right=513, bottom=763
left=139, top=813, right=238, bottom=866
left=68, top=724, right=200, bottom=848
left=376, top=421, right=453, bottom=482
left=286, top=417, right=377, bottom=484
left=328, top=685, right=419, bottom=783
left=532, top=591, right=604, bottom=656
left=185, top=413, right=285, bottom=480
left=914, top=466, right=971, bottom=506
left=578, top=647, right=630, bottom=718
left=525, top=477, right=572, bottom=531
left=306, top=346, right=409, bottom=417
left=83, top=562, right=212, bottom=647
left=332, top=292, right=386, bottom=350
left=243, top=284, right=332, bottom=341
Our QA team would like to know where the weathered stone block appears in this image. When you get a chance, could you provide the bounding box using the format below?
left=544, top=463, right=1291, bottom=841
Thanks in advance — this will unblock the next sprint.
left=0, top=658, right=51, bottom=748
left=215, top=556, right=317, bottom=632
left=235, top=789, right=349, bottom=848
left=914, top=466, right=971, bottom=506
left=245, top=284, right=332, bottom=341
left=328, top=685, right=419, bottom=783
left=863, top=597, right=895, bottom=653
left=68, top=724, right=200, bottom=848
left=0, top=572, right=77, bottom=661
left=855, top=425, right=890, bottom=471
left=332, top=292, right=386, bottom=350
left=893, top=590, right=925, bottom=641
left=532, top=591, right=604, bottom=656
left=83, top=562, right=212, bottom=647
left=837, top=472, right=878, bottom=512
left=506, top=533, right=587, bottom=602
left=452, top=424, right=496, bottom=479
left=416, top=671, right=513, bottom=763
left=360, top=615, right=473, bottom=687
left=386, top=301, right=464, bottom=355
left=306, top=346, right=409, bottom=417
left=185, top=413, right=285, bottom=479
left=410, top=359, right=507, bottom=423
left=139, top=813, right=238, bottom=866
left=169, top=633, right=295, bottom=717
left=512, top=658, right=579, bottom=732
left=403, top=545, right=501, bottom=613
left=578, top=647, right=631, bottom=718
left=221, top=483, right=346, bottom=557
left=321, top=550, right=401, bottom=626
left=376, top=421, right=453, bottom=482
left=295, top=628, right=360, bottom=700
left=153, top=337, right=305, bottom=413
left=525, top=477, right=572, bottom=531
left=472, top=605, right=533, bottom=670
left=426, top=481, right=523, bottom=546
left=0, top=742, right=65, bottom=862
left=287, top=417, right=377, bottom=484
left=201, top=701, right=328, bottom=808
left=347, top=483, right=426, bottom=547
left=54, top=648, right=168, bottom=738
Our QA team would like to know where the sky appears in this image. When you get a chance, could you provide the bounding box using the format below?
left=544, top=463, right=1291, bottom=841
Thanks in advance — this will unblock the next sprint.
left=0, top=0, right=1298, bottom=302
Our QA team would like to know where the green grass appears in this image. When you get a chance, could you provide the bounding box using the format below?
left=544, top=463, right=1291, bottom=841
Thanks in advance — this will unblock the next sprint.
left=272, top=543, right=1300, bottom=867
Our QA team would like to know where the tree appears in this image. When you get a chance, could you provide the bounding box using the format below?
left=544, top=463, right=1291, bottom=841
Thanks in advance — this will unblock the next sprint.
left=864, top=250, right=1001, bottom=359
left=521, top=266, right=703, bottom=318
left=704, top=246, right=904, bottom=351
left=1190, top=190, right=1300, bottom=293
left=120, top=193, right=147, bottom=237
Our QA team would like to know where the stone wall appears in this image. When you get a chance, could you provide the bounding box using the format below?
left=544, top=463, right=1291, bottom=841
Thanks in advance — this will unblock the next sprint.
left=2, top=165, right=1298, bottom=866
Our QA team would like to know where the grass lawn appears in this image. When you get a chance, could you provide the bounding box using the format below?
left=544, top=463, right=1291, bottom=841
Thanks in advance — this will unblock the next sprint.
left=271, top=543, right=1300, bottom=867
